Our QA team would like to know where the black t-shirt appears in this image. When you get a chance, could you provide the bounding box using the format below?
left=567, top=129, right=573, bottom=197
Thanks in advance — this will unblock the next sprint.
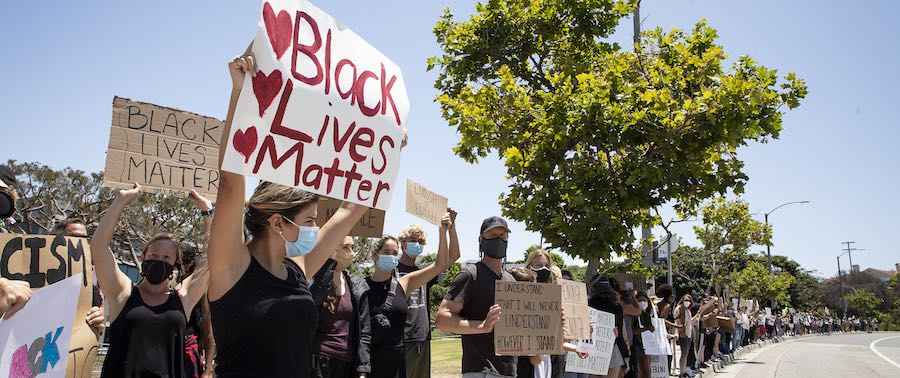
left=209, top=257, right=318, bottom=377
left=397, top=262, right=437, bottom=342
left=444, top=261, right=516, bottom=377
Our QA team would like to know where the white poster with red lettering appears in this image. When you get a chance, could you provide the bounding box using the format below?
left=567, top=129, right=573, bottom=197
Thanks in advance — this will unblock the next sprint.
left=221, top=0, right=409, bottom=210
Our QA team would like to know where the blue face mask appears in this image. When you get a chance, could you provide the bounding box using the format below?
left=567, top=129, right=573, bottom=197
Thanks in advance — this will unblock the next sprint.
left=377, top=254, right=399, bottom=272
left=404, top=242, right=424, bottom=258
left=281, top=216, right=319, bottom=257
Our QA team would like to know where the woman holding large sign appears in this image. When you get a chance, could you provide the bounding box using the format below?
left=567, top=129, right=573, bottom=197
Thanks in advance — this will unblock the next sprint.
left=91, top=184, right=214, bottom=377
left=206, top=49, right=369, bottom=377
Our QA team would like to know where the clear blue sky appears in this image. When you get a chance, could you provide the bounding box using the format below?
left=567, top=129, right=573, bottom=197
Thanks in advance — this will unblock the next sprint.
left=2, top=1, right=898, bottom=278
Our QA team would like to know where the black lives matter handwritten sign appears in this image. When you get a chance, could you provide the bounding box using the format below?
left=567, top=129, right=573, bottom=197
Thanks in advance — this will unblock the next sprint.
left=104, top=97, right=222, bottom=200
left=221, top=0, right=409, bottom=211
left=494, top=281, right=563, bottom=356
left=0, top=234, right=98, bottom=378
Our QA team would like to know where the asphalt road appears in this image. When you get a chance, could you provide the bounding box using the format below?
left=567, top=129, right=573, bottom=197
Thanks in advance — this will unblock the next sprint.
left=715, top=332, right=900, bottom=378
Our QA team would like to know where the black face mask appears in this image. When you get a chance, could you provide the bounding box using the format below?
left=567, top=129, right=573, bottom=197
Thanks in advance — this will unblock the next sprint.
left=532, top=267, right=552, bottom=283
left=142, top=259, right=175, bottom=285
left=480, top=237, right=508, bottom=259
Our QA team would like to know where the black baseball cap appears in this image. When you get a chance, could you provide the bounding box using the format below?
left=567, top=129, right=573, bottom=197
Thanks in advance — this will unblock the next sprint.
left=480, top=216, right=510, bottom=235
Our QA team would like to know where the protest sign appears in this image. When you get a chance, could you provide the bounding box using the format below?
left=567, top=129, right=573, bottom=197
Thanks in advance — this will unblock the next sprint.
left=494, top=281, right=563, bottom=356
left=610, top=273, right=645, bottom=292
left=566, top=308, right=615, bottom=375
left=0, top=274, right=81, bottom=378
left=560, top=279, right=591, bottom=341
left=316, top=197, right=384, bottom=237
left=0, top=234, right=97, bottom=378
left=765, top=307, right=772, bottom=317
left=104, top=97, right=222, bottom=200
left=221, top=0, right=410, bottom=211
left=649, top=355, right=668, bottom=378
left=405, top=179, right=448, bottom=226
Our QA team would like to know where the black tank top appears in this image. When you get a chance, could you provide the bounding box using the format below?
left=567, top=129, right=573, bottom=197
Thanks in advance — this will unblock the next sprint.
left=209, top=256, right=318, bottom=377
left=363, top=276, right=408, bottom=378
left=100, top=287, right=186, bottom=378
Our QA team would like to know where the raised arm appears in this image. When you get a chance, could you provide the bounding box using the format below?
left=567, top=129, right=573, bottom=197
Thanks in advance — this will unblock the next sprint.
left=90, top=184, right=142, bottom=321
left=447, top=208, right=460, bottom=268
left=179, top=190, right=214, bottom=315
left=292, top=201, right=367, bottom=278
left=207, top=48, right=254, bottom=301
left=399, top=212, right=452, bottom=295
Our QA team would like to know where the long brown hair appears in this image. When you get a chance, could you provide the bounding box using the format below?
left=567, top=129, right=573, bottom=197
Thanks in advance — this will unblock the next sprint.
left=244, top=181, right=318, bottom=238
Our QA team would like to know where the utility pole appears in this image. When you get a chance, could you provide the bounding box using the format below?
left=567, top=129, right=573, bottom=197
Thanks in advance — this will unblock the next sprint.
left=842, top=241, right=864, bottom=274
left=633, top=1, right=641, bottom=47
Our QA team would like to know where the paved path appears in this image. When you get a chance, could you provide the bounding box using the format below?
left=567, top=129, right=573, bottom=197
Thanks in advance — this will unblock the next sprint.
left=715, top=332, right=900, bottom=378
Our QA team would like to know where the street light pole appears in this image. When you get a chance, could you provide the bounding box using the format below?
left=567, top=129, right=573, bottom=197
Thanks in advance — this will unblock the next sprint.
left=764, top=200, right=810, bottom=273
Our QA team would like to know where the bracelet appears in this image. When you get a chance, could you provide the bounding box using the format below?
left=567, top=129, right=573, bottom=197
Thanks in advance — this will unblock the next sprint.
left=201, top=208, right=216, bottom=217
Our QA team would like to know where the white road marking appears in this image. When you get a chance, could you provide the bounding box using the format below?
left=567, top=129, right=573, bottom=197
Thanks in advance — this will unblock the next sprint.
left=869, top=336, right=900, bottom=370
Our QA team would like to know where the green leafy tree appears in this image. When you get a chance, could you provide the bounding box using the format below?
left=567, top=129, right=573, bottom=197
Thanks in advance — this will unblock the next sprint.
left=429, top=1, right=807, bottom=261
left=694, top=198, right=770, bottom=292
left=727, top=260, right=794, bottom=303
left=844, top=288, right=882, bottom=318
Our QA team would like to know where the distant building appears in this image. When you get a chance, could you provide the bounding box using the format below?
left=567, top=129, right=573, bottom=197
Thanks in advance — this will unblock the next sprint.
left=859, top=263, right=899, bottom=283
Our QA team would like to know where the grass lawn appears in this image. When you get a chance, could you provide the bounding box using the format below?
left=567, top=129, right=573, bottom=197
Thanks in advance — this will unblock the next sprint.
left=431, top=337, right=462, bottom=376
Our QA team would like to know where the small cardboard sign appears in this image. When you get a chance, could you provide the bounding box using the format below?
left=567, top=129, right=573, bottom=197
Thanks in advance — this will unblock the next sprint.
left=565, top=308, right=615, bottom=375
left=405, top=179, right=448, bottom=226
left=494, top=281, right=563, bottom=356
left=316, top=197, right=385, bottom=237
left=104, top=97, right=222, bottom=200
left=0, top=234, right=98, bottom=378
left=610, top=273, right=645, bottom=293
left=560, top=279, right=591, bottom=341
left=0, top=274, right=81, bottom=378
left=220, top=0, right=410, bottom=210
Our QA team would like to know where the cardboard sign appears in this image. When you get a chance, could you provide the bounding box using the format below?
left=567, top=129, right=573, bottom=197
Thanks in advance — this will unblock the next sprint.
left=0, top=274, right=81, bottom=378
left=405, top=179, right=448, bottom=226
left=221, top=0, right=410, bottom=211
left=0, top=234, right=98, bottom=378
left=494, top=281, right=563, bottom=356
left=565, top=308, right=615, bottom=375
left=104, top=97, right=222, bottom=200
left=649, top=355, right=668, bottom=378
left=316, top=197, right=384, bottom=237
left=560, top=279, right=591, bottom=341
left=610, top=273, right=645, bottom=293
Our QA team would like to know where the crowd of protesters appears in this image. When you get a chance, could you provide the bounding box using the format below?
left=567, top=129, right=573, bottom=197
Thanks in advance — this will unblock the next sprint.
left=0, top=50, right=889, bottom=378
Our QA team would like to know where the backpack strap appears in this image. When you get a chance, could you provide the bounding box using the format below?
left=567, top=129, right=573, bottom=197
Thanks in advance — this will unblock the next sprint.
left=381, top=275, right=399, bottom=315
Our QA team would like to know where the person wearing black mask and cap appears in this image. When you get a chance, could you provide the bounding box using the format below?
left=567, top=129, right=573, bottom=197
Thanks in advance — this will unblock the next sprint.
left=436, top=216, right=517, bottom=378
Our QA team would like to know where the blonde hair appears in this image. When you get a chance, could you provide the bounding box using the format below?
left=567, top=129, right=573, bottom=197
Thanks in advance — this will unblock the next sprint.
left=524, top=249, right=560, bottom=284
left=244, top=181, right=319, bottom=238
left=398, top=225, right=427, bottom=245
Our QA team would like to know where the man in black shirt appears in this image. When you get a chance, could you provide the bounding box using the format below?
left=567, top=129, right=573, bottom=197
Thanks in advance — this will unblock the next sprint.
left=397, top=216, right=460, bottom=378
left=436, top=216, right=516, bottom=378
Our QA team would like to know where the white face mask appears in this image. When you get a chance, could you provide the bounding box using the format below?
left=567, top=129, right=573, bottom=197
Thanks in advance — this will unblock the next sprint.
left=639, top=301, right=648, bottom=311
left=684, top=301, right=692, bottom=307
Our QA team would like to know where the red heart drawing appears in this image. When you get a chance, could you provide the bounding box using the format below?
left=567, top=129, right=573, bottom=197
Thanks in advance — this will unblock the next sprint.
left=263, top=2, right=292, bottom=59
left=252, top=69, right=283, bottom=117
left=232, top=126, right=258, bottom=164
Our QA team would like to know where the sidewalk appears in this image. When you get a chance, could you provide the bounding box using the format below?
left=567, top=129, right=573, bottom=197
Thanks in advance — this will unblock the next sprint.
left=669, top=333, right=820, bottom=378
